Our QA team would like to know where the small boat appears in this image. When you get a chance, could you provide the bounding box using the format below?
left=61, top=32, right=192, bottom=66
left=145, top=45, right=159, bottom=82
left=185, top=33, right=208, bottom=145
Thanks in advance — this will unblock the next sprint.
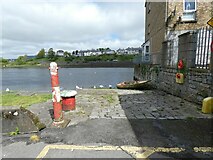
left=116, top=80, right=151, bottom=90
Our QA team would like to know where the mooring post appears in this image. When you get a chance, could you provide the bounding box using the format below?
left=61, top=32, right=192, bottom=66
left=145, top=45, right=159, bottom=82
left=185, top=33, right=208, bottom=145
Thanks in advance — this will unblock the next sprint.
left=49, top=62, right=64, bottom=124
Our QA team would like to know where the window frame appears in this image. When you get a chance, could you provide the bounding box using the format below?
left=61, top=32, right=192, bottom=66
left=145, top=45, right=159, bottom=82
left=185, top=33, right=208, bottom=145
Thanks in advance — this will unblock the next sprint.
left=145, top=46, right=150, bottom=53
left=183, top=0, right=197, bottom=13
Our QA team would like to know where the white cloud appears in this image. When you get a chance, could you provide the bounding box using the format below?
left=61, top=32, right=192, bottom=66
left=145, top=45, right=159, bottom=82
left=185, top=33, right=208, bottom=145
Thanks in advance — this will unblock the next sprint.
left=1, top=0, right=145, bottom=58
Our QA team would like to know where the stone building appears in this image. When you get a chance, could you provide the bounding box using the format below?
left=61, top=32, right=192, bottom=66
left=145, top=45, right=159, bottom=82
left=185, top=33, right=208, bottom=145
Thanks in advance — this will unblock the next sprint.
left=134, top=0, right=212, bottom=104
left=144, top=0, right=213, bottom=65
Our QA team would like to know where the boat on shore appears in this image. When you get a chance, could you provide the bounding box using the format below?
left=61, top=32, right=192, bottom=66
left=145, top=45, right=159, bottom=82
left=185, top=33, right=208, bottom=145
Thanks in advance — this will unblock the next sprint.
left=116, top=80, right=152, bottom=89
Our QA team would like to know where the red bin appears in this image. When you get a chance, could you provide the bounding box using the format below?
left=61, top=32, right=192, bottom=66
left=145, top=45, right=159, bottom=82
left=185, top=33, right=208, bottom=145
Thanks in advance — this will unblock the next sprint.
left=61, top=90, right=77, bottom=111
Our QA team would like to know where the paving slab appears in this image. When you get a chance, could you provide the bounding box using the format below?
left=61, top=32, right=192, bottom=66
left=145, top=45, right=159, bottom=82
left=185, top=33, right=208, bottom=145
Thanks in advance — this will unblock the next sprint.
left=2, top=142, right=46, bottom=158
left=44, top=148, right=133, bottom=159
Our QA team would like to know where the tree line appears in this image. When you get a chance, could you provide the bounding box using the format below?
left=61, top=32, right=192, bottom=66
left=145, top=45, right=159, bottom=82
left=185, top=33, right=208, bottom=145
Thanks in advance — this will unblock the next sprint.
left=1, top=48, right=135, bottom=67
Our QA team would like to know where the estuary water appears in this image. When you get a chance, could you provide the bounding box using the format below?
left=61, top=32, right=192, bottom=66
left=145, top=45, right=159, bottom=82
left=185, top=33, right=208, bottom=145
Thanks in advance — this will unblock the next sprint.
left=1, top=68, right=134, bottom=91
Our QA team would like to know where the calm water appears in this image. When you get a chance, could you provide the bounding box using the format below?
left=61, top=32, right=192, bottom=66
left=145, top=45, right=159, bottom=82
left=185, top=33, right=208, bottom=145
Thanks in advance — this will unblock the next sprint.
left=1, top=68, right=134, bottom=91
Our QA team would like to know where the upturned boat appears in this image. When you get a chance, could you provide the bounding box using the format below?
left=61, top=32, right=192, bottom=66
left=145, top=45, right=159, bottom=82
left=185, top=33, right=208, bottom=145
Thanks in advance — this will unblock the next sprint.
left=116, top=80, right=151, bottom=89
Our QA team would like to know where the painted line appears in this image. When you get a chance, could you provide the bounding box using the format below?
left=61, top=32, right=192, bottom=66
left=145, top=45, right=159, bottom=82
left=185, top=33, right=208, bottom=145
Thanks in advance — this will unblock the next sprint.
left=194, top=147, right=213, bottom=152
left=35, top=145, right=50, bottom=160
left=48, top=144, right=122, bottom=151
left=120, top=146, right=155, bottom=158
left=36, top=144, right=212, bottom=159
left=137, top=150, right=156, bottom=159
left=154, top=147, right=185, bottom=153
left=120, top=146, right=185, bottom=159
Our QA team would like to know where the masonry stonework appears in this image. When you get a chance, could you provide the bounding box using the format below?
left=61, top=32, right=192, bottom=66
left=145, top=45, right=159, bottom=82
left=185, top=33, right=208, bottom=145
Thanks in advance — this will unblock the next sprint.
left=157, top=68, right=212, bottom=104
left=134, top=65, right=212, bottom=105
left=167, top=1, right=212, bottom=31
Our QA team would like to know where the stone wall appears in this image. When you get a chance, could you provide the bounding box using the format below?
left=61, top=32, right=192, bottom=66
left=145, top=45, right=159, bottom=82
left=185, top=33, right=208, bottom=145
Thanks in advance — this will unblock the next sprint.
left=134, top=65, right=212, bottom=104
left=167, top=1, right=212, bottom=31
left=157, top=68, right=212, bottom=104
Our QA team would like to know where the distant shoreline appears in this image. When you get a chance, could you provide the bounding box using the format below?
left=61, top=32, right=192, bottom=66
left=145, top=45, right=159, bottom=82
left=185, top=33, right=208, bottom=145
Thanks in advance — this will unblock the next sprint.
left=59, top=61, right=134, bottom=68
left=1, top=61, right=134, bottom=68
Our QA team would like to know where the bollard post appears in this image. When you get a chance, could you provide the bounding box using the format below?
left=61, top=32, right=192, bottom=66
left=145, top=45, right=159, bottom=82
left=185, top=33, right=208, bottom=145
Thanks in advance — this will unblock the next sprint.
left=49, top=62, right=64, bottom=124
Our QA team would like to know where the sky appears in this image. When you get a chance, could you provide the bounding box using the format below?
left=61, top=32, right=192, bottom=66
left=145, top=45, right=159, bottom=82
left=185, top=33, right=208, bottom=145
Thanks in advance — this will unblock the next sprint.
left=1, top=0, right=146, bottom=59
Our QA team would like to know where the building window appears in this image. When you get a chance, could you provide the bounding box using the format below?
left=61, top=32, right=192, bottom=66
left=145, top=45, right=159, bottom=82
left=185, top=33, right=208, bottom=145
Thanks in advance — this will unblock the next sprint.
left=145, top=46, right=149, bottom=53
left=183, top=0, right=196, bottom=12
left=182, top=0, right=196, bottom=21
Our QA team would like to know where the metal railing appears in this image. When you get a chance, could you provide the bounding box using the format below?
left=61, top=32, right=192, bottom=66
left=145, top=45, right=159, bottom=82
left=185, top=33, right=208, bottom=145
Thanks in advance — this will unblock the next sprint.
left=195, top=26, right=212, bottom=69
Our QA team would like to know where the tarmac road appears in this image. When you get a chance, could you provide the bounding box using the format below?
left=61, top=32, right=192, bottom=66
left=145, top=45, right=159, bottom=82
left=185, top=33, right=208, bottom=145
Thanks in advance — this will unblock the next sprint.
left=1, top=89, right=213, bottom=159
left=2, top=118, right=212, bottom=159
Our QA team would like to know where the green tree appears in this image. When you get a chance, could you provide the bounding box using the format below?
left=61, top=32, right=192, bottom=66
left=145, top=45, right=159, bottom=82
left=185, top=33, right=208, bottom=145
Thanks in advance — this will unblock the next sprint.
left=0, top=58, right=9, bottom=67
left=47, top=48, right=57, bottom=61
left=99, top=48, right=104, bottom=54
left=15, top=55, right=27, bottom=65
left=0, top=58, right=8, bottom=63
left=64, top=51, right=75, bottom=62
left=63, top=51, right=71, bottom=58
left=36, top=48, right=45, bottom=59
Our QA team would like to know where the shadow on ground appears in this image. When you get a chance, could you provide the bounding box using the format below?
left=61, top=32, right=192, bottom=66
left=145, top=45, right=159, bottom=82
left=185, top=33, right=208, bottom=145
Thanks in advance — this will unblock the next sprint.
left=118, top=92, right=213, bottom=159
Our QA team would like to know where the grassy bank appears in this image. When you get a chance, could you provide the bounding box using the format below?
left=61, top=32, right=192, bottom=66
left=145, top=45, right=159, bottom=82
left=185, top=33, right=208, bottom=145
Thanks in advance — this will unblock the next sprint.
left=0, top=92, right=51, bottom=108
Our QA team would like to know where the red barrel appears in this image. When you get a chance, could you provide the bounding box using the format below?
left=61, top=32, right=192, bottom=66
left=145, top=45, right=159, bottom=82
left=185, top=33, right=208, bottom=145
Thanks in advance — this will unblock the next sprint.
left=62, top=96, right=76, bottom=111
left=61, top=90, right=77, bottom=111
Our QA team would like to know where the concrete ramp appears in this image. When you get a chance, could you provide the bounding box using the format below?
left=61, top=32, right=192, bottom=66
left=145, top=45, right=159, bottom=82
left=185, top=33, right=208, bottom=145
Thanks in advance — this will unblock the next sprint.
left=1, top=106, right=46, bottom=134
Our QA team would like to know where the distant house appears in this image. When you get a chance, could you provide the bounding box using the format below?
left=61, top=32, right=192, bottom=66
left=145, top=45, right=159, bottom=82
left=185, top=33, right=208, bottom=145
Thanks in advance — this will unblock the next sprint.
left=95, top=50, right=102, bottom=56
left=69, top=47, right=142, bottom=57
left=8, top=59, right=16, bottom=62
left=117, top=48, right=128, bottom=55
left=56, top=50, right=64, bottom=56
left=105, top=49, right=115, bottom=55
left=79, top=49, right=103, bottom=56
left=78, top=50, right=84, bottom=57
left=125, top=47, right=141, bottom=55
left=90, top=49, right=99, bottom=56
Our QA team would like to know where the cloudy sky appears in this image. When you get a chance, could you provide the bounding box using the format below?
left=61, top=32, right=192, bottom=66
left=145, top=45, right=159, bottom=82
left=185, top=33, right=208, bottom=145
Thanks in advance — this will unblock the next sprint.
left=1, top=0, right=145, bottom=59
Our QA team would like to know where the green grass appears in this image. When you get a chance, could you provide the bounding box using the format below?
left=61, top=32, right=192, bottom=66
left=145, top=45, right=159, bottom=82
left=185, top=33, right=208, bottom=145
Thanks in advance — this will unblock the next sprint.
left=101, top=94, right=115, bottom=104
left=0, top=92, right=51, bottom=108
left=9, top=127, right=20, bottom=136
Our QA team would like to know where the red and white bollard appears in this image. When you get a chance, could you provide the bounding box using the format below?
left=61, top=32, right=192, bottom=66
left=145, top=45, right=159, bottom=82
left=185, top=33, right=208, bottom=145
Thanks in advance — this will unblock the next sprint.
left=49, top=62, right=64, bottom=124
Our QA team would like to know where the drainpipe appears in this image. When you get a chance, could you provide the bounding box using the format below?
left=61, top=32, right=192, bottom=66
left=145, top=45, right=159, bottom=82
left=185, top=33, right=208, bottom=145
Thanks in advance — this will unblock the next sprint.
left=211, top=41, right=213, bottom=96
left=165, top=0, right=168, bottom=40
left=49, top=62, right=64, bottom=124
